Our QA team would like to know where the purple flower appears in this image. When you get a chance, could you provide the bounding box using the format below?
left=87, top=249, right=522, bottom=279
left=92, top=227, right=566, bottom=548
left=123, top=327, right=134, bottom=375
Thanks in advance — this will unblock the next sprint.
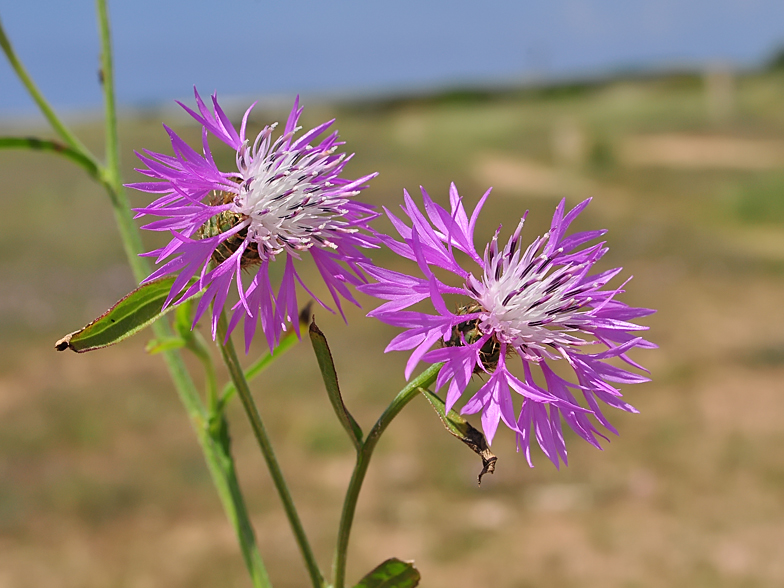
left=128, top=89, right=378, bottom=350
left=360, top=184, right=655, bottom=467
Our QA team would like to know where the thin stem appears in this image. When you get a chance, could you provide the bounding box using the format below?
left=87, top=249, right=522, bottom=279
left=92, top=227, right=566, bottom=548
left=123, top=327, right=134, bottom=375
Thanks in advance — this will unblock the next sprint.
left=91, top=3, right=271, bottom=585
left=94, top=0, right=120, bottom=188
left=217, top=313, right=326, bottom=588
left=150, top=325, right=271, bottom=588
left=185, top=330, right=269, bottom=585
left=219, top=323, right=302, bottom=407
left=197, top=415, right=273, bottom=588
left=93, top=0, right=149, bottom=274
left=0, top=15, right=98, bottom=164
left=187, top=331, right=219, bottom=413
left=332, top=363, right=442, bottom=588
left=4, top=5, right=271, bottom=583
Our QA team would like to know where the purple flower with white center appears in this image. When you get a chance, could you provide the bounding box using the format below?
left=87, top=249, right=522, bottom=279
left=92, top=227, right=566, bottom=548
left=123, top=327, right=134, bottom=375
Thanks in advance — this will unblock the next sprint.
left=128, top=89, right=378, bottom=350
left=360, top=184, right=655, bottom=467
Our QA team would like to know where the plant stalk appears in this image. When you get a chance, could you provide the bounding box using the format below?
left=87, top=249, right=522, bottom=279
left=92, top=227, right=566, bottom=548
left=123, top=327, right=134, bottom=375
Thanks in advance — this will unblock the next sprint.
left=217, top=313, right=326, bottom=588
left=94, top=0, right=152, bottom=277
left=332, top=363, right=442, bottom=588
left=93, top=2, right=271, bottom=585
left=220, top=322, right=303, bottom=407
left=2, top=3, right=275, bottom=585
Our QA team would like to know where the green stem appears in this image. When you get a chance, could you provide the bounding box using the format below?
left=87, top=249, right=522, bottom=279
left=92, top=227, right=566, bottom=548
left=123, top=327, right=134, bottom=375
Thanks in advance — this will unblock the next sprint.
left=332, top=363, right=442, bottom=588
left=93, top=0, right=148, bottom=274
left=193, top=410, right=272, bottom=588
left=94, top=0, right=120, bottom=190
left=149, top=322, right=270, bottom=587
left=219, top=323, right=303, bottom=408
left=0, top=14, right=98, bottom=164
left=92, top=2, right=271, bottom=585
left=217, top=313, right=326, bottom=588
left=218, top=433, right=273, bottom=588
left=3, top=5, right=272, bottom=583
left=188, top=331, right=219, bottom=413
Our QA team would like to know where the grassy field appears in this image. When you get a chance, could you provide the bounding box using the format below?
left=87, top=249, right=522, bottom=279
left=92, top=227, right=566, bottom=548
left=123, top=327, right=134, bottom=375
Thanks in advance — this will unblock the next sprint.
left=2, top=70, right=784, bottom=587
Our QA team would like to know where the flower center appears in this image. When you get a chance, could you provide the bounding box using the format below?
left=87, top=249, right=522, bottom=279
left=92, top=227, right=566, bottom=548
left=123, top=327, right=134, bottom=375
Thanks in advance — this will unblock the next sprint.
left=468, top=226, right=593, bottom=357
left=446, top=304, right=502, bottom=373
left=198, top=191, right=260, bottom=268
left=233, top=136, right=350, bottom=259
left=480, top=261, right=586, bottom=339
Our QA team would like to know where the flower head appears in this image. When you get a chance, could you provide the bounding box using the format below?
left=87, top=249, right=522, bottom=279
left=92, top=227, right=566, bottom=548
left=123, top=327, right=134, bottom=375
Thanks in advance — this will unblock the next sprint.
left=129, top=89, right=378, bottom=350
left=360, top=184, right=654, bottom=467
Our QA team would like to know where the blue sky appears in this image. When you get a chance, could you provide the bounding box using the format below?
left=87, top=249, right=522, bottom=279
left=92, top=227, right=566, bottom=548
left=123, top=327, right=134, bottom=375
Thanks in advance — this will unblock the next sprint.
left=2, top=0, right=784, bottom=116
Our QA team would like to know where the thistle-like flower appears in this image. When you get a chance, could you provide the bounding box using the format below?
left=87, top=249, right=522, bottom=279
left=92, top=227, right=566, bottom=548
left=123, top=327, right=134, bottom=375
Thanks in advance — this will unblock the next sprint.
left=360, top=184, right=654, bottom=467
left=129, top=89, right=378, bottom=350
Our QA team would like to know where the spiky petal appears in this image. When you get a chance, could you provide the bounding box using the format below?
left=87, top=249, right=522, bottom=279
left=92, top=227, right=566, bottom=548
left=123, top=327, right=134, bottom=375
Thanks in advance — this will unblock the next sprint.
left=128, top=89, right=378, bottom=350
left=360, top=184, right=655, bottom=467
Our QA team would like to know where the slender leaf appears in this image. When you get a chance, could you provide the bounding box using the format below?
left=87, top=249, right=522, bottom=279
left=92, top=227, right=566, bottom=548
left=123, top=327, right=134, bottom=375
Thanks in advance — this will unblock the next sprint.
left=0, top=136, right=101, bottom=180
left=352, top=558, right=420, bottom=588
left=55, top=276, right=199, bottom=353
left=421, top=389, right=497, bottom=485
left=309, top=319, right=363, bottom=450
left=0, top=20, right=98, bottom=161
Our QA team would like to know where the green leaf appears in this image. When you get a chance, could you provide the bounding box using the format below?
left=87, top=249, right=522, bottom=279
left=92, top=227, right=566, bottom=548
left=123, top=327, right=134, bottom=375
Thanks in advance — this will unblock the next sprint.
left=55, top=276, right=199, bottom=353
left=0, top=136, right=100, bottom=181
left=308, top=319, right=363, bottom=450
left=421, top=389, right=497, bottom=485
left=352, top=558, right=420, bottom=588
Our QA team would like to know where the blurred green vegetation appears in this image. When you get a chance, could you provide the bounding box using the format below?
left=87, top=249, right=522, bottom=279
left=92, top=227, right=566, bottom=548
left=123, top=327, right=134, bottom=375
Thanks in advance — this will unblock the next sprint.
left=2, top=69, right=784, bottom=587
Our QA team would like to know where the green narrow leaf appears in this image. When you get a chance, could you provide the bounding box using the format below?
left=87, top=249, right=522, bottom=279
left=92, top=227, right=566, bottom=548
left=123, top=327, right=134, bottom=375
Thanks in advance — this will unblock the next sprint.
left=55, top=276, right=200, bottom=353
left=0, top=136, right=101, bottom=180
left=308, top=319, right=363, bottom=450
left=352, top=558, right=420, bottom=588
left=421, top=388, right=497, bottom=485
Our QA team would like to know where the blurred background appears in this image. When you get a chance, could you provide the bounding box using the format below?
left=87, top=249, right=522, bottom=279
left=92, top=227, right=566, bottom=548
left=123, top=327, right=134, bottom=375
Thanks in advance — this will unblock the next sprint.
left=2, top=1, right=784, bottom=587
